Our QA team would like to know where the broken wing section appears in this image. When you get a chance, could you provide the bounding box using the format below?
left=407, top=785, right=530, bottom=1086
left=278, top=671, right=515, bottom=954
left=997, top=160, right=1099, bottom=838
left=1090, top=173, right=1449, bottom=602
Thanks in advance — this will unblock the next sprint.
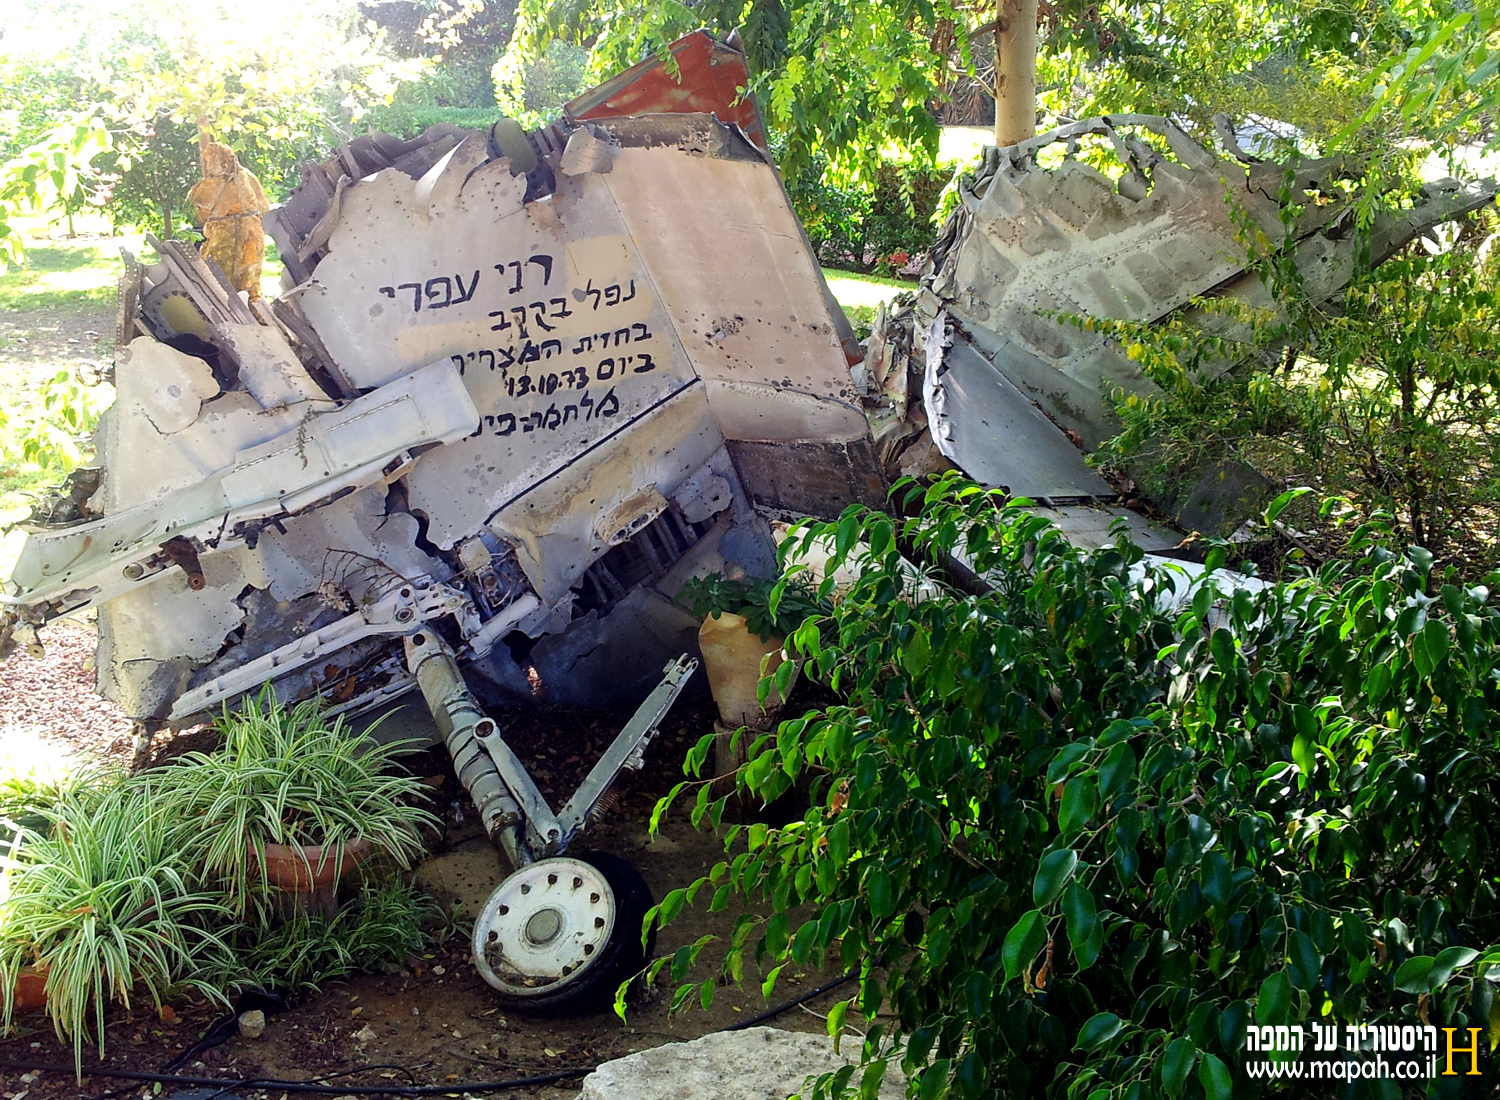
left=881, top=115, right=1498, bottom=534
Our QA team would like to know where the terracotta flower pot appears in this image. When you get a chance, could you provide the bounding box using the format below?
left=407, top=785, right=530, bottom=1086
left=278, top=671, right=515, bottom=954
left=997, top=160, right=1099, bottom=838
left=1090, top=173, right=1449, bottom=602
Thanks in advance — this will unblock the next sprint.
left=258, top=839, right=373, bottom=918
left=9, top=967, right=46, bottom=1012
left=697, top=612, right=801, bottom=732
left=698, top=612, right=804, bottom=793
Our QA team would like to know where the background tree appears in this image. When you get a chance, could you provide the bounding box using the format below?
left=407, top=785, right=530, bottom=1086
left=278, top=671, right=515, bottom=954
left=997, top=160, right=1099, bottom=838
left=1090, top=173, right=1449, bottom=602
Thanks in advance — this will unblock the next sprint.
left=0, top=0, right=423, bottom=240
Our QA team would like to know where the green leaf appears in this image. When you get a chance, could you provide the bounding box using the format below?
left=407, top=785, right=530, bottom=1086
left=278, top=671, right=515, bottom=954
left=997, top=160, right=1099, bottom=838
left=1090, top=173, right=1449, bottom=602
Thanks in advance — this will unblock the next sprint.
left=1287, top=929, right=1321, bottom=991
left=865, top=867, right=895, bottom=921
left=1201, top=851, right=1232, bottom=908
left=1430, top=946, right=1480, bottom=988
left=902, top=626, right=931, bottom=677
left=1256, top=970, right=1293, bottom=1024
left=834, top=513, right=859, bottom=562
left=1161, top=1036, right=1196, bottom=1097
left=659, top=887, right=687, bottom=927
left=761, top=964, right=783, bottom=1000
left=1291, top=731, right=1315, bottom=791
left=1394, top=954, right=1437, bottom=993
left=827, top=998, right=850, bottom=1050
left=1265, top=486, right=1314, bottom=526
left=1097, top=742, right=1136, bottom=799
left=1033, top=849, right=1078, bottom=907
left=1209, top=628, right=1236, bottom=672
left=1076, top=1012, right=1122, bottom=1051
left=1416, top=619, right=1449, bottom=677
left=829, top=819, right=850, bottom=866
left=1002, top=909, right=1047, bottom=984
left=1058, top=777, right=1098, bottom=834
left=1062, top=882, right=1102, bottom=970
left=1198, top=1053, right=1232, bottom=1100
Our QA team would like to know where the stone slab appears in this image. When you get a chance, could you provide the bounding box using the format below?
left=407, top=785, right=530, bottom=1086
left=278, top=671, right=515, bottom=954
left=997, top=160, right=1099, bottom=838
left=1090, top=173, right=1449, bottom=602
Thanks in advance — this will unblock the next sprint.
left=575, top=1026, right=904, bottom=1100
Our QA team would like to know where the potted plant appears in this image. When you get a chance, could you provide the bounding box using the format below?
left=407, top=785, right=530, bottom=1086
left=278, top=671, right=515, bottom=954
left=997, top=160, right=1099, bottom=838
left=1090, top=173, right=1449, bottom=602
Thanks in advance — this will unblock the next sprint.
left=159, top=690, right=439, bottom=919
left=0, top=777, right=232, bottom=1077
left=1, top=762, right=89, bottom=1016
left=678, top=573, right=828, bottom=781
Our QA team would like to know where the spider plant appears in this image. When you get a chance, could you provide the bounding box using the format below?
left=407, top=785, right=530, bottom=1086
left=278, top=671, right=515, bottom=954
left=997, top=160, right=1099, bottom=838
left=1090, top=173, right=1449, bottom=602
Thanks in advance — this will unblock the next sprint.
left=209, top=879, right=438, bottom=993
left=0, top=776, right=232, bottom=1077
left=157, top=689, right=439, bottom=917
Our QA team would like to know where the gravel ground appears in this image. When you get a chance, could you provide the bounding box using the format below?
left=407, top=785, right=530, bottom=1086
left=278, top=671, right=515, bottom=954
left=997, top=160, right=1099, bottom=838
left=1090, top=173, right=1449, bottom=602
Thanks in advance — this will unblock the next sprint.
left=0, top=617, right=137, bottom=771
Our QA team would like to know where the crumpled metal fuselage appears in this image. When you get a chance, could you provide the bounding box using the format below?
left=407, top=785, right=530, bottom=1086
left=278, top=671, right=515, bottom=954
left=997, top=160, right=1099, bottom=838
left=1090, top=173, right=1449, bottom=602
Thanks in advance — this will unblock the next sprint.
left=873, top=114, right=1498, bottom=537
left=5, top=75, right=1494, bottom=725
left=0, top=39, right=884, bottom=724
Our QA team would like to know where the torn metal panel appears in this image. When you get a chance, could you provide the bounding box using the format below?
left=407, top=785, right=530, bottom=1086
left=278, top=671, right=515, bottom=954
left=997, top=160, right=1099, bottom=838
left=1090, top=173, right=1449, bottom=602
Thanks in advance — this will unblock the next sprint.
left=914, top=116, right=1499, bottom=454
left=563, top=30, right=767, bottom=151
left=1038, top=503, right=1181, bottom=553
left=877, top=115, right=1498, bottom=535
left=4, top=359, right=476, bottom=624
left=923, top=327, right=1111, bottom=500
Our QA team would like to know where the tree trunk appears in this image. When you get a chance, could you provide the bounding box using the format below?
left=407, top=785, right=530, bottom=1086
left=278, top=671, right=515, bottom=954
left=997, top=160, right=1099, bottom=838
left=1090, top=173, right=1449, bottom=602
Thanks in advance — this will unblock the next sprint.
left=1398, top=357, right=1426, bottom=548
left=994, top=0, right=1038, bottom=147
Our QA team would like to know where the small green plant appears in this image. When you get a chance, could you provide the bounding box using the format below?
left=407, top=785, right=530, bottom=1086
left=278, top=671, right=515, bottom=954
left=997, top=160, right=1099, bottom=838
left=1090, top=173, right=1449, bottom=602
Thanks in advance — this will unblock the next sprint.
left=215, top=879, right=437, bottom=993
left=0, top=777, right=232, bottom=1076
left=0, top=759, right=90, bottom=828
left=678, top=572, right=828, bottom=642
left=157, top=690, right=439, bottom=918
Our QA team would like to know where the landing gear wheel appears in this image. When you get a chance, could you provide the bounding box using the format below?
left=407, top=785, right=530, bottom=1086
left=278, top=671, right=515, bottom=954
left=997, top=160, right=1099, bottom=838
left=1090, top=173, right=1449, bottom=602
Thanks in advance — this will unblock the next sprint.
left=472, top=852, right=655, bottom=1014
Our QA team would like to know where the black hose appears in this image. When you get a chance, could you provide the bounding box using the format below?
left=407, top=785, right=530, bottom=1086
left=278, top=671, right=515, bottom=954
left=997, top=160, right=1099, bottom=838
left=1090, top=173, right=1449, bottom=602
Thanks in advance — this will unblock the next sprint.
left=724, top=970, right=857, bottom=1031
left=0, top=1060, right=593, bottom=1096
left=0, top=970, right=858, bottom=1096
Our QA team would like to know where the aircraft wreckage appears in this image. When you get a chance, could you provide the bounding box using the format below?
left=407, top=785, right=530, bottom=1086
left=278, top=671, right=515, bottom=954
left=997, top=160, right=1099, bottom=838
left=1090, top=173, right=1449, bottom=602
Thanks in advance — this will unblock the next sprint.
left=1, top=30, right=1494, bottom=1009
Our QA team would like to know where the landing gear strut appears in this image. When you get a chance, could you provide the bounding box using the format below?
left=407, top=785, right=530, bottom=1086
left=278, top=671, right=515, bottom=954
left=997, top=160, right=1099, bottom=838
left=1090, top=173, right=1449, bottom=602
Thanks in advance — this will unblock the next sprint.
left=405, top=635, right=694, bottom=1012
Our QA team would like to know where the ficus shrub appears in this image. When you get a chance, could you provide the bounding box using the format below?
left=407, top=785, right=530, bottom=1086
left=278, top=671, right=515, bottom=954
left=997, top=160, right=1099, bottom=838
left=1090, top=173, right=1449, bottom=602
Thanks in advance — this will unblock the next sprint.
left=644, top=475, right=1500, bottom=1098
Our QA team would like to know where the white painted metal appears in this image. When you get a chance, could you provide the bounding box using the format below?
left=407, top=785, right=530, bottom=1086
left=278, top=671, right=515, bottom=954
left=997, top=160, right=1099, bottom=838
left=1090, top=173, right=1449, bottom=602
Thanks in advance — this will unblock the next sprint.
left=3, top=359, right=477, bottom=616
left=472, top=857, right=616, bottom=997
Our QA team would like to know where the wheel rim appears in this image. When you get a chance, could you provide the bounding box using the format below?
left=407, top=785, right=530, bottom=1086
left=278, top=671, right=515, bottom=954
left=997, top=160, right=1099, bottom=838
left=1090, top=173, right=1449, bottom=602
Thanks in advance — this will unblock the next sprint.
left=472, top=857, right=617, bottom=997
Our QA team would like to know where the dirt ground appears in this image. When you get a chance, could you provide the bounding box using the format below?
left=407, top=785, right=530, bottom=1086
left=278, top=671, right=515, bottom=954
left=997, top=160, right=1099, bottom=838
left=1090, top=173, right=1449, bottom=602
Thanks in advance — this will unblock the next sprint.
left=0, top=301, right=112, bottom=411
left=0, top=622, right=847, bottom=1100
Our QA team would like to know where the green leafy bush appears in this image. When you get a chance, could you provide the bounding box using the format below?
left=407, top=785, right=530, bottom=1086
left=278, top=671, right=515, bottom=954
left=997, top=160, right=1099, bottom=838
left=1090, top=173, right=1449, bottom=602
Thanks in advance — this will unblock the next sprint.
left=648, top=476, right=1500, bottom=1098
left=780, top=147, right=952, bottom=274
left=359, top=104, right=503, bottom=141
left=1085, top=193, right=1500, bottom=575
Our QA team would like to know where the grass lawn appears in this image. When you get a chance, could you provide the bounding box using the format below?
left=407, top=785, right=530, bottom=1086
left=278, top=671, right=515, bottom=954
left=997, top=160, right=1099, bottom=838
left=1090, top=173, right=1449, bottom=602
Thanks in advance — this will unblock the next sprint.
left=823, top=269, right=918, bottom=339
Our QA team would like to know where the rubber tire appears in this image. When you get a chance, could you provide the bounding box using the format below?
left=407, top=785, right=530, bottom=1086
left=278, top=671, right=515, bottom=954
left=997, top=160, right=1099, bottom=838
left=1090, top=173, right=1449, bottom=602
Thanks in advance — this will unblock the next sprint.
left=489, top=851, right=656, bottom=1016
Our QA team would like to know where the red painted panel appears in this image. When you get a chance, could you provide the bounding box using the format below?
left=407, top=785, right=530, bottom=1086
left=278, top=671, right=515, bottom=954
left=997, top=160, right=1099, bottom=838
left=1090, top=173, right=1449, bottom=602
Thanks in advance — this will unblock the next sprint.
left=565, top=31, right=767, bottom=150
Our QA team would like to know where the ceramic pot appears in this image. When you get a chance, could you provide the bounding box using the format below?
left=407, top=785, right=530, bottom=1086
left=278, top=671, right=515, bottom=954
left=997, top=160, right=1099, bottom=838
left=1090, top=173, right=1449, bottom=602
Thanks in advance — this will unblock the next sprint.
left=9, top=967, right=46, bottom=1012
left=697, top=611, right=801, bottom=732
left=258, top=839, right=372, bottom=918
